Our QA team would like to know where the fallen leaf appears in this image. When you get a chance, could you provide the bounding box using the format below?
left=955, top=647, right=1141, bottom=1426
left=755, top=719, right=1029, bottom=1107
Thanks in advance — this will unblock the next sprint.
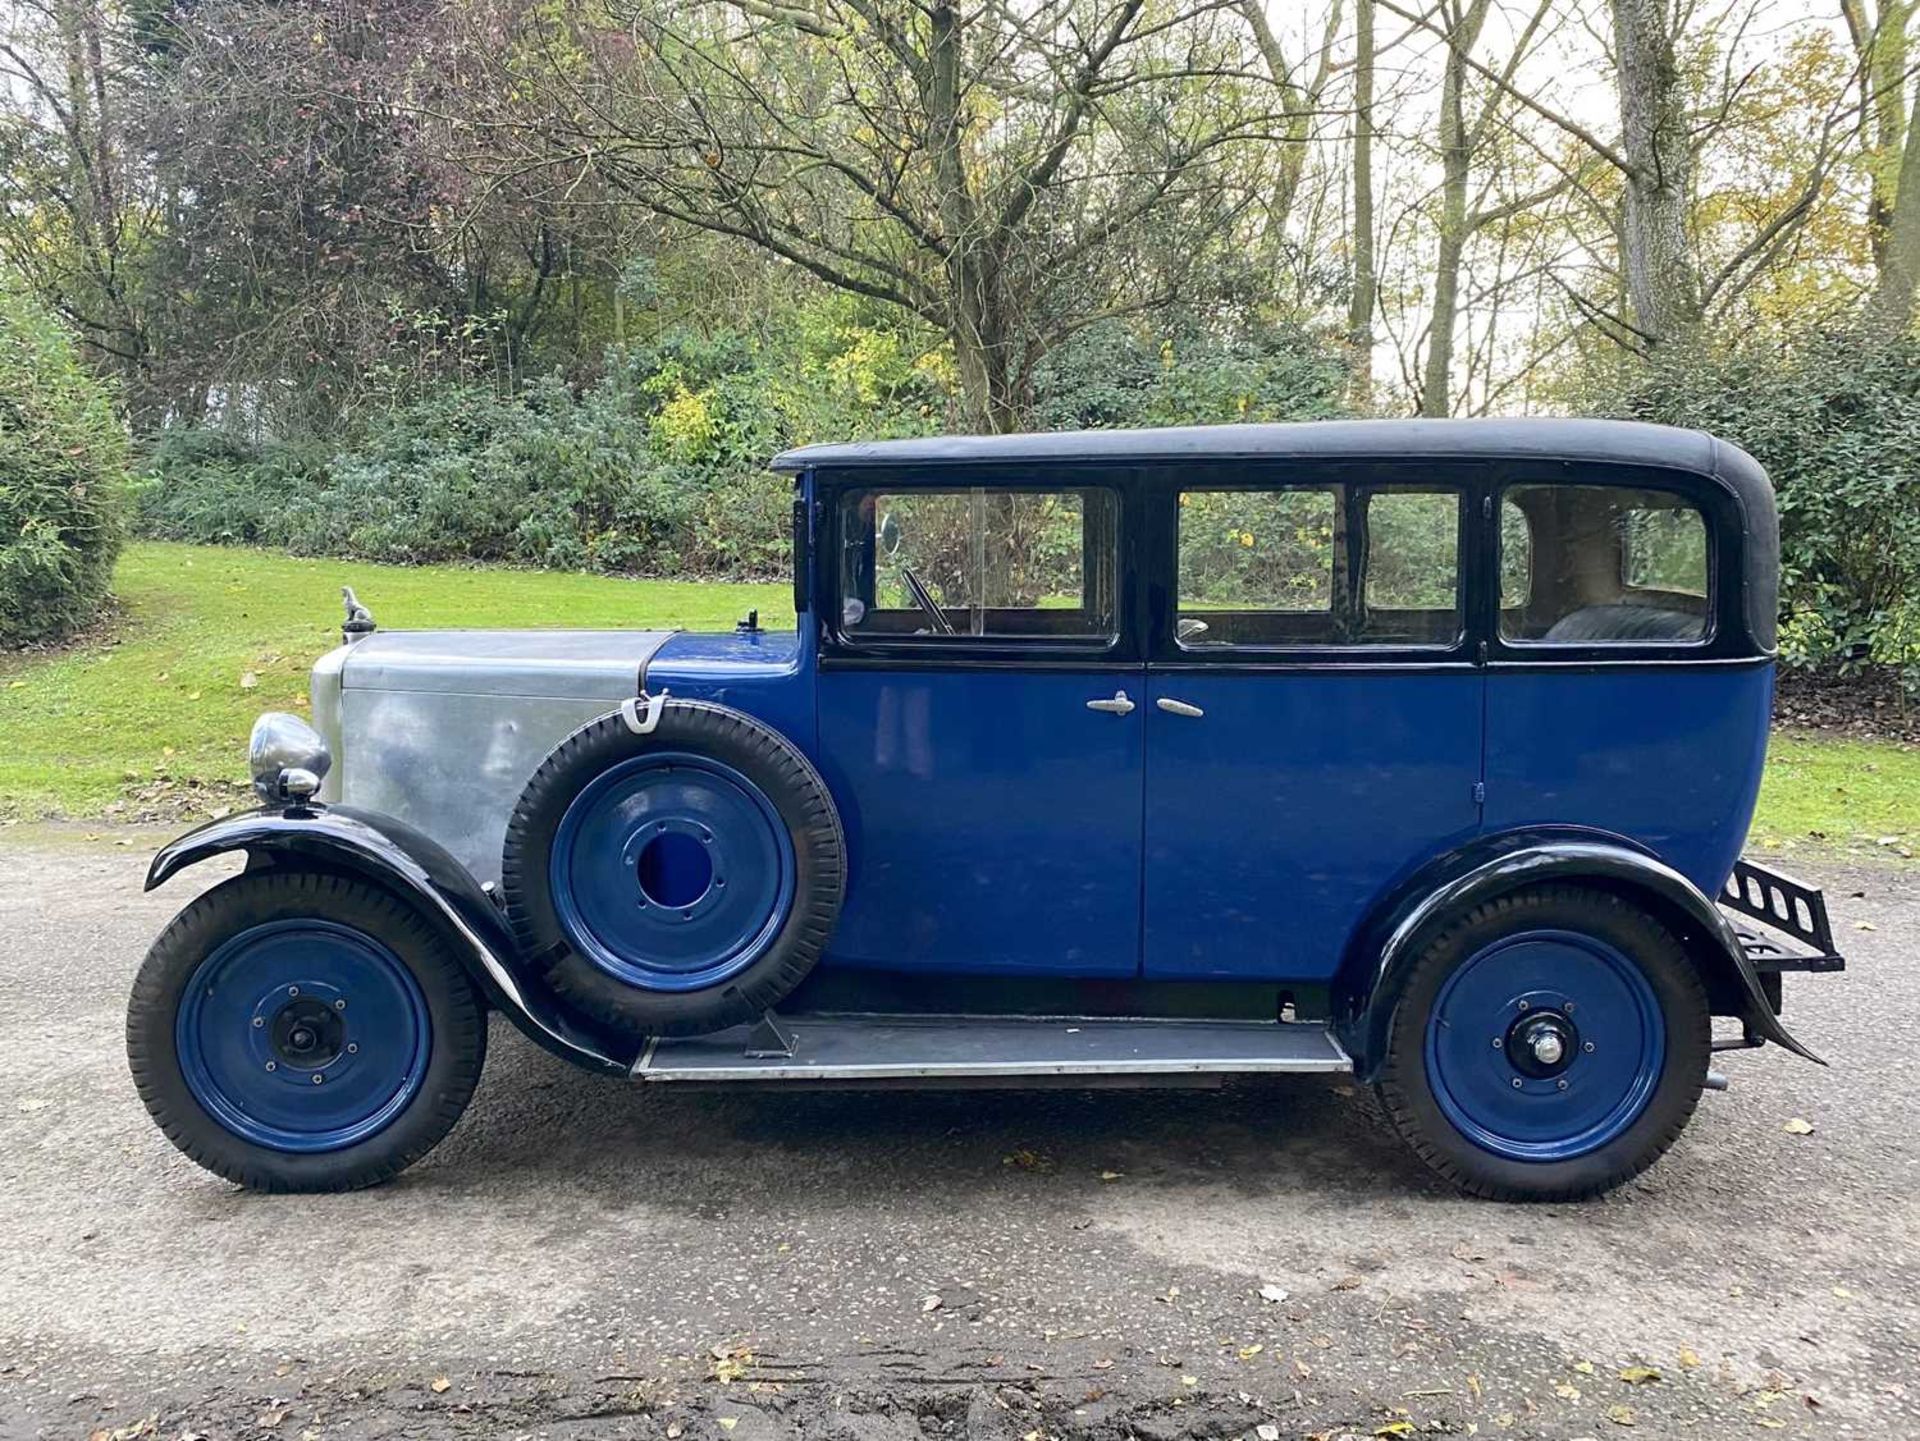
left=1237, top=1344, right=1264, bottom=1360
left=1554, top=1382, right=1582, bottom=1401
left=257, top=1409, right=288, bottom=1428
left=1098, top=1170, right=1124, bottom=1181
left=1677, top=1348, right=1702, bottom=1369
left=1572, top=1360, right=1596, bottom=1375
left=1832, top=1285, right=1853, bottom=1299
left=921, top=1295, right=943, bottom=1313
left=1330, top=1276, right=1363, bottom=1291
left=1374, top=1424, right=1415, bottom=1439
left=1180, top=1375, right=1197, bottom=1387
left=718, top=1420, right=738, bottom=1433
left=1618, top=1366, right=1661, bottom=1385
left=666, top=1424, right=683, bottom=1438
left=1756, top=1421, right=1785, bottom=1431
left=1257, top=1426, right=1281, bottom=1441
left=17, top=1099, right=48, bottom=1114
left=1258, top=1284, right=1289, bottom=1303
left=1607, top=1402, right=1637, bottom=1426
left=1854, top=920, right=1877, bottom=931
left=429, top=1378, right=450, bottom=1394
left=241, top=672, right=260, bottom=689
left=1783, top=1118, right=1815, bottom=1135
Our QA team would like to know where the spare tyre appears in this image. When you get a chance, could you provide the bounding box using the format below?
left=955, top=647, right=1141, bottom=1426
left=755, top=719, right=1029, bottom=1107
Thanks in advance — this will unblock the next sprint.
left=501, top=699, right=845, bottom=1037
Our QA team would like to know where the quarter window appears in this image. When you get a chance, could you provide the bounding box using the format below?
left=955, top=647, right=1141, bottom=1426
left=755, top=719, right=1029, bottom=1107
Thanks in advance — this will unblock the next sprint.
left=838, top=487, right=1118, bottom=642
left=1500, top=485, right=1709, bottom=644
left=1176, top=485, right=1461, bottom=648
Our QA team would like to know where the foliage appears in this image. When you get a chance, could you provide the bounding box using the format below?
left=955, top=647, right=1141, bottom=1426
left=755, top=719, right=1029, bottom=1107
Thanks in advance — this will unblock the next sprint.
left=1594, top=327, right=1920, bottom=690
left=136, top=304, right=943, bottom=578
left=0, top=285, right=128, bottom=646
left=0, top=543, right=786, bottom=819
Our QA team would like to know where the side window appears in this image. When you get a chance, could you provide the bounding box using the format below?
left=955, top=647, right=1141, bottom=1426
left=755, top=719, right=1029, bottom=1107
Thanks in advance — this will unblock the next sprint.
left=1363, top=489, right=1461, bottom=645
left=1175, top=484, right=1462, bottom=648
left=838, top=486, right=1118, bottom=643
left=1500, top=485, right=1709, bottom=644
left=1176, top=487, right=1341, bottom=646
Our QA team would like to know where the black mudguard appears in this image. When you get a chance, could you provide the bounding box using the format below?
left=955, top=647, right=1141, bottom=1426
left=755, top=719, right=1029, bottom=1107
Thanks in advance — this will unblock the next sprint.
left=147, top=803, right=639, bottom=1075
left=1335, top=829, right=1823, bottom=1082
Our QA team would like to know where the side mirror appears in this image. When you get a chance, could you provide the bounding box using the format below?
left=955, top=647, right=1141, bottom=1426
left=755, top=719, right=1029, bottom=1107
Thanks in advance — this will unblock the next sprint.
left=878, top=511, right=901, bottom=558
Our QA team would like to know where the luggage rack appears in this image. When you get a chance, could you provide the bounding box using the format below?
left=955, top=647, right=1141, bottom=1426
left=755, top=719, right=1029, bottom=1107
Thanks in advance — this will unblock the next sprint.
left=1720, top=858, right=1845, bottom=974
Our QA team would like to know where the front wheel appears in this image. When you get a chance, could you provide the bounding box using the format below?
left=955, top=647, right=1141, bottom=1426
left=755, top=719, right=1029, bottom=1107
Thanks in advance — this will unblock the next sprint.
left=128, top=870, right=487, bottom=1192
left=1376, top=885, right=1709, bottom=1202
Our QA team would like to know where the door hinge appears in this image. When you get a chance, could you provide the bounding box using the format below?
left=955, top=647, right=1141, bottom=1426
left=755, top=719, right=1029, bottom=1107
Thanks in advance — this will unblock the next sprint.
left=1472, top=781, right=1487, bottom=805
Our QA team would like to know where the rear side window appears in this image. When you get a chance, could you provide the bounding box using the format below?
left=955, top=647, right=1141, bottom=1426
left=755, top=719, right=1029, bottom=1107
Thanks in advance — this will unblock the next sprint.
left=1500, top=485, right=1709, bottom=644
left=1176, top=484, right=1461, bottom=647
left=838, top=487, right=1119, bottom=643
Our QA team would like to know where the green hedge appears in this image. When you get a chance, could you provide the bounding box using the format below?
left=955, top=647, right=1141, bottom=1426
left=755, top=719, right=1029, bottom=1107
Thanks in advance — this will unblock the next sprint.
left=134, top=311, right=1352, bottom=580
left=1599, top=328, right=1920, bottom=690
left=0, top=286, right=128, bottom=647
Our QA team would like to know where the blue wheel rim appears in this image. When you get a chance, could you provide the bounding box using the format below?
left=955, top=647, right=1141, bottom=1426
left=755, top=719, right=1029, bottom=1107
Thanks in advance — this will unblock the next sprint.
left=1424, top=929, right=1666, bottom=1162
left=549, top=752, right=798, bottom=993
left=176, top=919, right=431, bottom=1153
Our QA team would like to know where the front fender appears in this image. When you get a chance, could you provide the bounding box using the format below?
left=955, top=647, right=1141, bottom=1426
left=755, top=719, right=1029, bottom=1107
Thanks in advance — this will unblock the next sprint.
left=148, top=804, right=638, bottom=1075
left=1334, top=829, right=1822, bottom=1081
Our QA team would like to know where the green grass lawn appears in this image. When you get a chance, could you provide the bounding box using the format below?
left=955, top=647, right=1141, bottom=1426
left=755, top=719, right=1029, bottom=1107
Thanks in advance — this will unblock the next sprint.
left=2, top=542, right=1915, bottom=862
left=0, top=543, right=786, bottom=820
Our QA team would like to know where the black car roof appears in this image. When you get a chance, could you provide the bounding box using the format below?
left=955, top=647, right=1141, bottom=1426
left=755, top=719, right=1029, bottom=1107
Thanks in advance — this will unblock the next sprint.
left=771, top=416, right=1770, bottom=508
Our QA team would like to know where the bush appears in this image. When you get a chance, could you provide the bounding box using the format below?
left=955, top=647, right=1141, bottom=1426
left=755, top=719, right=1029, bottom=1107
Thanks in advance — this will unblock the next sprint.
left=1595, top=329, right=1920, bottom=691
left=0, top=286, right=128, bottom=647
left=136, top=303, right=946, bottom=579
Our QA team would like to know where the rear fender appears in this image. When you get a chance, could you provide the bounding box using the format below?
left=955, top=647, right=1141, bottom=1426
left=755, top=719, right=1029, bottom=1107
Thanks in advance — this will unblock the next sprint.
left=147, top=804, right=638, bottom=1075
left=1333, top=828, right=1822, bottom=1082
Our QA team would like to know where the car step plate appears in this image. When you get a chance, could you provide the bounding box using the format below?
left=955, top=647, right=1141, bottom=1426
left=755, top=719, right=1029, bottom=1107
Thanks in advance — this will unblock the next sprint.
left=634, top=1015, right=1352, bottom=1083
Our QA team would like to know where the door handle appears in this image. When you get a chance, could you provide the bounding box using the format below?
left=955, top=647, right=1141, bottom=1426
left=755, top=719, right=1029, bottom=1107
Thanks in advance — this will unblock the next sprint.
left=1086, top=690, right=1135, bottom=715
left=1156, top=697, right=1204, bottom=718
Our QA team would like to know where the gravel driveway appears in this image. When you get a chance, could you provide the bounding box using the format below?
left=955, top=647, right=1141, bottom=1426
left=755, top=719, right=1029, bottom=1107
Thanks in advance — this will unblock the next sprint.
left=0, top=834, right=1913, bottom=1440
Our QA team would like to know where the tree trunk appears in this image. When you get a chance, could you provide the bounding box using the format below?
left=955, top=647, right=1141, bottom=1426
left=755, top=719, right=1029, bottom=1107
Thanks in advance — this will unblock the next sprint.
left=1347, top=0, right=1376, bottom=408
left=1610, top=0, right=1702, bottom=348
left=1420, top=0, right=1488, bottom=417
left=1870, top=90, right=1920, bottom=329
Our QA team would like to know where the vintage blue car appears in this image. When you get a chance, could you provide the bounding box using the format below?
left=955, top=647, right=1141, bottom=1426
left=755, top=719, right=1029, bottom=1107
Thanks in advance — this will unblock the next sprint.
left=128, top=418, right=1844, bottom=1200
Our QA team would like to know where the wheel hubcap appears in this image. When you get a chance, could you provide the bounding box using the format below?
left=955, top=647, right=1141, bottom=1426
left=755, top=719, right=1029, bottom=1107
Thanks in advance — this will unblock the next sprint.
left=1425, top=929, right=1665, bottom=1162
left=176, top=920, right=430, bottom=1153
left=549, top=752, right=798, bottom=993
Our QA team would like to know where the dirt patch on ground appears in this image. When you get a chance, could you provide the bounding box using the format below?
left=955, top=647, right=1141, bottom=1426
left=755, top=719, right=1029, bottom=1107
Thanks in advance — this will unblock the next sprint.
left=1774, top=666, right=1919, bottom=742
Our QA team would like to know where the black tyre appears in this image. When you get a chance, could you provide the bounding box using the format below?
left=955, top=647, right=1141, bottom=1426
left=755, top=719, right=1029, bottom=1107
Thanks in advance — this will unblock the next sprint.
left=128, top=870, right=487, bottom=1193
left=1375, top=885, right=1710, bottom=1202
left=501, top=700, right=845, bottom=1037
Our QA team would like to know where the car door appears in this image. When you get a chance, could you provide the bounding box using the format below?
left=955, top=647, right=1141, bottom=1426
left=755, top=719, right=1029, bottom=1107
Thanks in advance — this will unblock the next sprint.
left=814, top=475, right=1146, bottom=976
left=1142, top=470, right=1485, bottom=982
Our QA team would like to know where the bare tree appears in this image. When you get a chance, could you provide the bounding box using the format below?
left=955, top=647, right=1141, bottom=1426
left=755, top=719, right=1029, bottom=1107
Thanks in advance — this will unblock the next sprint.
left=1348, top=0, right=1377, bottom=405
left=476, top=0, right=1281, bottom=432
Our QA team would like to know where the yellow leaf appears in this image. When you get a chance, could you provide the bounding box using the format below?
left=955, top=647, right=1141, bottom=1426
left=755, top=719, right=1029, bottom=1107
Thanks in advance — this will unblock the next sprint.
left=1572, top=1360, right=1595, bottom=1374
left=1677, top=1348, right=1702, bottom=1369
left=1618, top=1366, right=1662, bottom=1385
left=1607, top=1402, right=1637, bottom=1426
left=1099, top=1170, right=1124, bottom=1181
left=430, top=1377, right=450, bottom=1394
left=1375, top=1425, right=1416, bottom=1438
left=1238, top=1344, right=1264, bottom=1360
left=718, top=1420, right=738, bottom=1433
left=1554, top=1382, right=1581, bottom=1401
left=1783, top=1118, right=1815, bottom=1135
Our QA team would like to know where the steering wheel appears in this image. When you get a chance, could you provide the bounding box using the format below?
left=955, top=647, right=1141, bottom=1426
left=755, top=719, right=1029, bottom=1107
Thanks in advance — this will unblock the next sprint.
left=900, top=566, right=955, bottom=635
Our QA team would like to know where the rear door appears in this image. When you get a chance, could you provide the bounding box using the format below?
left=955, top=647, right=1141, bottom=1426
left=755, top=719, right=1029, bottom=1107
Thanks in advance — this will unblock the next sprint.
left=815, top=475, right=1146, bottom=976
left=1141, top=469, right=1485, bottom=982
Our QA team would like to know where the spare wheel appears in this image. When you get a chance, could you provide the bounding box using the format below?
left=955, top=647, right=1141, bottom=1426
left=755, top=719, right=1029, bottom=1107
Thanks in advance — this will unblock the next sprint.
left=501, top=700, right=845, bottom=1037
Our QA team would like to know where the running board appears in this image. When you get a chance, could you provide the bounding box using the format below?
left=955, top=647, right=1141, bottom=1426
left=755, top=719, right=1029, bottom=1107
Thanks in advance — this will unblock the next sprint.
left=633, top=1014, right=1352, bottom=1085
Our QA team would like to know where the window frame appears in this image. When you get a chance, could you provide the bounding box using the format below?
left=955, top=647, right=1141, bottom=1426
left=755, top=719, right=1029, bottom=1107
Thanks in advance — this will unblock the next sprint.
left=1158, top=467, right=1473, bottom=663
left=1494, top=479, right=1719, bottom=653
left=821, top=470, right=1137, bottom=665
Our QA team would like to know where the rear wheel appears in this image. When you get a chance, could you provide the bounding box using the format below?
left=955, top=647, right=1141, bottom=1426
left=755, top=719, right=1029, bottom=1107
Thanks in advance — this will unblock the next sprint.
left=1376, top=885, right=1709, bottom=1201
left=127, top=870, right=487, bottom=1192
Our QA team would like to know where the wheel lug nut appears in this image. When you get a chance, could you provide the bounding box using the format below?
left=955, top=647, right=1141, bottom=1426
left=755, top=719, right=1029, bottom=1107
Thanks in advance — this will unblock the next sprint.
left=334, top=999, right=347, bottom=1011
left=287, top=985, right=299, bottom=997
left=347, top=1043, right=359, bottom=1054
left=1584, top=1041, right=1595, bottom=1053
left=1516, top=1000, right=1530, bottom=1011
left=264, top=1060, right=277, bottom=1072
left=312, top=1073, right=325, bottom=1085
left=1491, top=1037, right=1503, bottom=1049
left=252, top=1017, right=264, bottom=1029
left=1511, top=1077, right=1523, bottom=1089
left=1556, top=1079, right=1568, bottom=1090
